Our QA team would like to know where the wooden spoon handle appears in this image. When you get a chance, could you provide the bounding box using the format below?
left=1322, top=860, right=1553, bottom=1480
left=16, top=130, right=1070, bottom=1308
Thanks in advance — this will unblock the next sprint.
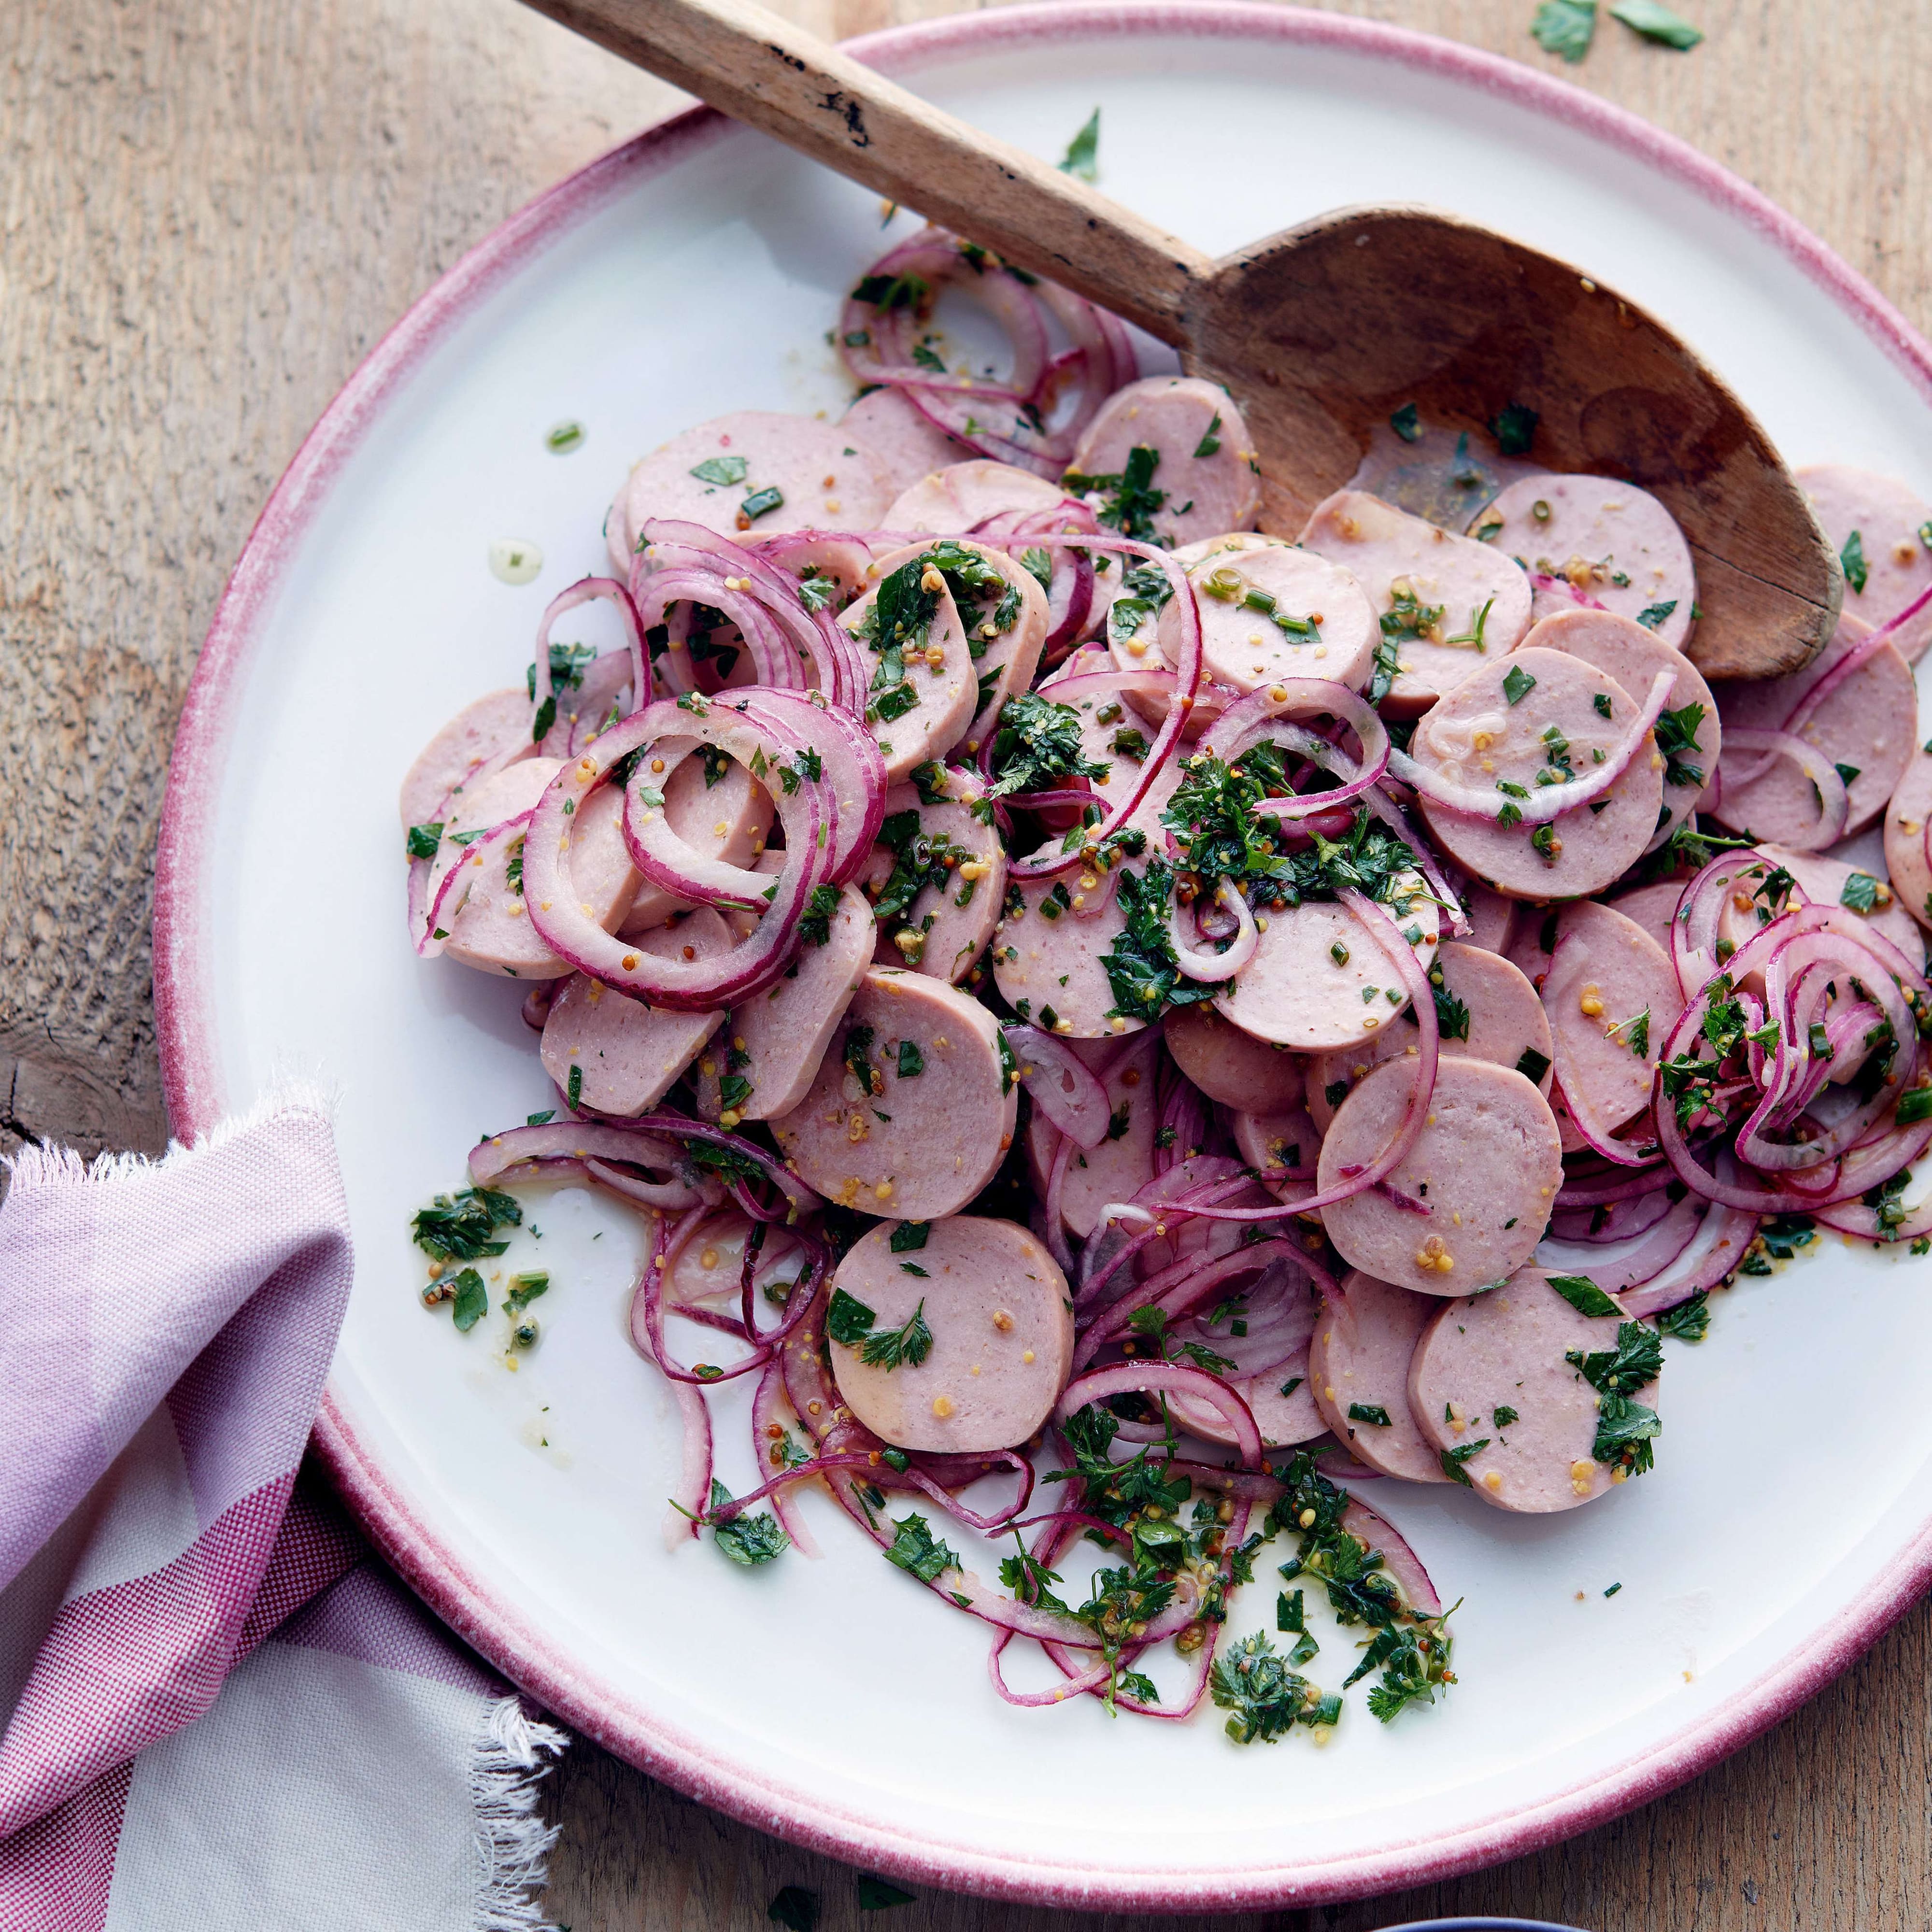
left=519, top=0, right=1212, bottom=341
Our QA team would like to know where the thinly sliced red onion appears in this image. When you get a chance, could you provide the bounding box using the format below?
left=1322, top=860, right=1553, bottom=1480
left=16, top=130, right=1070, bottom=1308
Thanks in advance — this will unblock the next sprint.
left=1617, top=1194, right=1762, bottom=1316
left=532, top=576, right=650, bottom=730
left=1341, top=1497, right=1443, bottom=1618
left=1058, top=1363, right=1264, bottom=1471
left=1200, top=679, right=1392, bottom=823
left=1714, top=730, right=1849, bottom=850
left=1165, top=878, right=1258, bottom=981
left=1005, top=1023, right=1113, bottom=1148
left=1391, top=668, right=1678, bottom=824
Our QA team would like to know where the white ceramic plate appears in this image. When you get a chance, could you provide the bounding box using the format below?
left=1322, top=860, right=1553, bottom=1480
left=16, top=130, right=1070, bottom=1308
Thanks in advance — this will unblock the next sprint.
left=156, top=3, right=1932, bottom=1908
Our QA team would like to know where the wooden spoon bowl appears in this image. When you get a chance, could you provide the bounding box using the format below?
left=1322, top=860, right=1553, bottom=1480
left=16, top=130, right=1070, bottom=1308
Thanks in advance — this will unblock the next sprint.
left=523, top=0, right=1841, bottom=681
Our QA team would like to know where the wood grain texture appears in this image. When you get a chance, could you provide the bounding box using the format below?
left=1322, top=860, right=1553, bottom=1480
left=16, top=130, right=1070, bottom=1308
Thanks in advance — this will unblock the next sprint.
left=3, top=0, right=1929, bottom=1924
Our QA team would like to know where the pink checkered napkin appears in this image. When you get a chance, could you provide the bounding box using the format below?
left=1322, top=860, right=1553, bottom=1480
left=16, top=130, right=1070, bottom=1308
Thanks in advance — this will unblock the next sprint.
left=0, top=1095, right=566, bottom=1932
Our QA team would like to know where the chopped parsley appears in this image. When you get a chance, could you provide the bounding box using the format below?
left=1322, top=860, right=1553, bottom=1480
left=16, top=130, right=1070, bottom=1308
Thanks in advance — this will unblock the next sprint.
left=1390, top=401, right=1422, bottom=442
left=689, top=455, right=747, bottom=487
left=1565, top=1321, right=1664, bottom=1474
left=705, top=1479, right=789, bottom=1565
left=768, top=1887, right=819, bottom=1932
left=1064, top=444, right=1167, bottom=542
left=1656, top=1293, right=1711, bottom=1342
left=1532, top=0, right=1596, bottom=63
left=855, top=1875, right=917, bottom=1912
left=1516, top=1046, right=1551, bottom=1083
left=798, top=882, right=841, bottom=946
left=1502, top=664, right=1538, bottom=705
left=1491, top=403, right=1540, bottom=455
left=1057, top=107, right=1101, bottom=182
left=895, top=1040, right=925, bottom=1079
left=884, top=1513, right=959, bottom=1582
left=1546, top=1273, right=1621, bottom=1317
left=1348, top=1404, right=1393, bottom=1426
left=1652, top=701, right=1707, bottom=789
left=1841, top=871, right=1884, bottom=914
left=889, top=1221, right=929, bottom=1252
left=1193, top=412, right=1223, bottom=458
left=986, top=692, right=1108, bottom=798
left=1610, top=0, right=1704, bottom=46
left=406, top=822, right=443, bottom=859
left=1107, top=559, right=1174, bottom=643
left=447, top=1268, right=487, bottom=1331
left=1210, top=1632, right=1340, bottom=1743
left=412, top=1187, right=521, bottom=1264
left=1099, top=858, right=1215, bottom=1021
left=1636, top=599, right=1678, bottom=630
left=1438, top=1440, right=1490, bottom=1485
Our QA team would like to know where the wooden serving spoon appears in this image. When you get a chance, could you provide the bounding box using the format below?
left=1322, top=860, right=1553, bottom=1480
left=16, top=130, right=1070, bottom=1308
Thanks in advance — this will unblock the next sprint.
left=520, top=0, right=1841, bottom=681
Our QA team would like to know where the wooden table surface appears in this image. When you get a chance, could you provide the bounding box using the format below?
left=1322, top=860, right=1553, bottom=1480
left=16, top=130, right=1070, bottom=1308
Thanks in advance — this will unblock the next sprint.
left=7, top=0, right=1931, bottom=1923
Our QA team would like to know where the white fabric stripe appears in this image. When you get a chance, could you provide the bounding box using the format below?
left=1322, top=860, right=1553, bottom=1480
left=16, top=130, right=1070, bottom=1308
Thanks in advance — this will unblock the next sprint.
left=61, top=1406, right=200, bottom=1607
left=104, top=1642, right=484, bottom=1932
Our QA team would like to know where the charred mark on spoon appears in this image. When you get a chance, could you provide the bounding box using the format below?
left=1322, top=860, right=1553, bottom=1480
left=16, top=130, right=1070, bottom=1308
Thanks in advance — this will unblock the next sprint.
left=767, top=44, right=806, bottom=71
left=818, top=90, right=870, bottom=146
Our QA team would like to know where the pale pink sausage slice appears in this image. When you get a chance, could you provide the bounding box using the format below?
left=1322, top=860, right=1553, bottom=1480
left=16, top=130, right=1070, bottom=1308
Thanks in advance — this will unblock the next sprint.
left=1711, top=611, right=1915, bottom=841
left=1462, top=884, right=1519, bottom=956
left=1214, top=881, right=1440, bottom=1054
left=769, top=968, right=1016, bottom=1218
left=437, top=761, right=640, bottom=979
left=1471, top=473, right=1698, bottom=654
left=840, top=386, right=976, bottom=498
left=607, top=411, right=893, bottom=567
left=1310, top=1270, right=1449, bottom=1483
left=1413, top=647, right=1664, bottom=900
left=1884, top=746, right=1932, bottom=938
left=839, top=550, right=978, bottom=781
left=1231, top=1103, right=1322, bottom=1209
left=1796, top=462, right=1932, bottom=664
left=884, top=460, right=1067, bottom=534
left=1098, top=531, right=1291, bottom=666
left=1409, top=1269, right=1657, bottom=1512
left=1171, top=1368, right=1326, bottom=1453
left=1317, top=1057, right=1562, bottom=1295
left=1528, top=607, right=1719, bottom=847
left=1032, top=1031, right=1161, bottom=1238
left=693, top=883, right=874, bottom=1122
left=428, top=757, right=558, bottom=909
left=539, top=907, right=733, bottom=1113
left=1606, top=879, right=1686, bottom=954
left=827, top=1216, right=1073, bottom=1454
left=1754, top=843, right=1924, bottom=971
left=937, top=539, right=1051, bottom=752
left=860, top=773, right=1006, bottom=983
left=1299, top=489, right=1533, bottom=712
left=399, top=687, right=534, bottom=829
left=617, top=739, right=776, bottom=937
left=1540, top=901, right=1683, bottom=1135
left=1162, top=1003, right=1304, bottom=1112
left=1307, top=940, right=1553, bottom=1132
left=1168, top=543, right=1379, bottom=696
left=991, top=866, right=1146, bottom=1040
left=1067, top=376, right=1261, bottom=547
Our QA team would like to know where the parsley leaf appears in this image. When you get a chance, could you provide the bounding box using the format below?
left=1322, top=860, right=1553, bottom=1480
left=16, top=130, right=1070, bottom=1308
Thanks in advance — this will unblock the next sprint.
left=1439, top=1440, right=1491, bottom=1485
left=411, top=1187, right=521, bottom=1264
left=1610, top=0, right=1703, bottom=49
left=1390, top=401, right=1422, bottom=442
left=1502, top=664, right=1538, bottom=705
left=1841, top=871, right=1883, bottom=915
left=1064, top=444, right=1167, bottom=541
left=1210, top=1631, right=1338, bottom=1743
left=1652, top=701, right=1706, bottom=789
left=1636, top=599, right=1679, bottom=630
left=768, top=1887, right=819, bottom=1932
left=1547, top=1273, right=1621, bottom=1316
left=884, top=1513, right=959, bottom=1582
left=1566, top=1321, right=1664, bottom=1473
left=1099, top=858, right=1215, bottom=1021
left=797, top=882, right=841, bottom=946
left=1057, top=107, right=1101, bottom=182
left=826, top=1287, right=878, bottom=1346
left=1491, top=402, right=1540, bottom=455
left=690, top=455, right=748, bottom=486
left=986, top=692, right=1108, bottom=798
left=706, top=1478, right=789, bottom=1565
left=406, top=821, right=443, bottom=859
left=1532, top=0, right=1597, bottom=61
left=860, top=1300, right=933, bottom=1370
left=1656, top=1293, right=1710, bottom=1342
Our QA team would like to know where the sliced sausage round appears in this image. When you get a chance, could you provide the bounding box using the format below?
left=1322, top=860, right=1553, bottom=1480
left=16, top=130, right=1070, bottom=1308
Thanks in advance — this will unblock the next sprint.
left=860, top=773, right=1006, bottom=983
left=1711, top=611, right=1915, bottom=841
left=1412, top=647, right=1665, bottom=900
left=1309, top=1270, right=1449, bottom=1483
left=440, top=760, right=639, bottom=979
left=1172, top=1369, right=1326, bottom=1453
left=693, top=882, right=874, bottom=1122
left=1471, top=473, right=1697, bottom=654
left=539, top=907, right=734, bottom=1113
left=1606, top=879, right=1686, bottom=954
left=1030, top=1031, right=1161, bottom=1238
left=1214, top=883, right=1440, bottom=1054
left=884, top=459, right=1067, bottom=534
left=1167, top=542, right=1379, bottom=696
left=608, top=410, right=893, bottom=567
left=841, top=385, right=977, bottom=499
left=1796, top=462, right=1932, bottom=664
left=839, top=548, right=978, bottom=781
left=1529, top=606, right=1718, bottom=847
left=617, top=737, right=776, bottom=937
left=769, top=968, right=1016, bottom=1218
left=1884, top=745, right=1932, bottom=938
left=1307, top=940, right=1553, bottom=1132
left=1540, top=900, right=1683, bottom=1136
left=1299, top=489, right=1533, bottom=712
left=827, top=1216, right=1073, bottom=1454
left=1231, top=1103, right=1322, bottom=1209
left=1162, top=1002, right=1304, bottom=1112
left=991, top=863, right=1147, bottom=1040
left=1096, top=530, right=1292, bottom=664
left=1067, top=376, right=1261, bottom=547
left=1462, top=883, right=1520, bottom=956
left=399, top=687, right=534, bottom=830
left=1409, top=1269, right=1657, bottom=1513
left=1753, top=842, right=1925, bottom=971
left=1317, top=1056, right=1562, bottom=1295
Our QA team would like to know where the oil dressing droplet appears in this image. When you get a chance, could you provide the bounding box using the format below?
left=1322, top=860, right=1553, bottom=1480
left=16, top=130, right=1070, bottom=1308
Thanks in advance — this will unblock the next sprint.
left=489, top=538, right=543, bottom=585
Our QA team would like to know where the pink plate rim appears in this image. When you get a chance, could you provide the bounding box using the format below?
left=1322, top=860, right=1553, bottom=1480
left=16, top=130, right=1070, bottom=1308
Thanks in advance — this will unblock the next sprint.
left=152, top=1, right=1932, bottom=1909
